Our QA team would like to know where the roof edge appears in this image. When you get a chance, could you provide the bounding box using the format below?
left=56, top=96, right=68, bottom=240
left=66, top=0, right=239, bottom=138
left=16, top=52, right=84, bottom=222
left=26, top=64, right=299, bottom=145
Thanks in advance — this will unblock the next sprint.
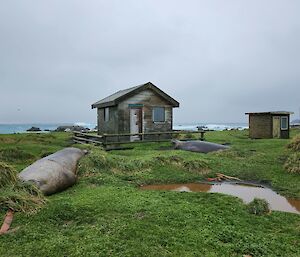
left=91, top=101, right=116, bottom=109
left=92, top=82, right=180, bottom=108
left=245, top=111, right=294, bottom=115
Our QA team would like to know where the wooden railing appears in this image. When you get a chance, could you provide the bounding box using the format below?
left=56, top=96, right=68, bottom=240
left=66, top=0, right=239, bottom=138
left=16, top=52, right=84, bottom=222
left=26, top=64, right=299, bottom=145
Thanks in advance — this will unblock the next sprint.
left=73, top=130, right=206, bottom=148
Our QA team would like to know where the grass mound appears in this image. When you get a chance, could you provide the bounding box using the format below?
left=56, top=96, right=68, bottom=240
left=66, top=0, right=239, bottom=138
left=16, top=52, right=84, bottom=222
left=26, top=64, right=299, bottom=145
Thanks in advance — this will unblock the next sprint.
left=79, top=149, right=210, bottom=177
left=247, top=198, right=270, bottom=215
left=287, top=134, right=300, bottom=151
left=284, top=134, right=300, bottom=174
left=0, top=147, right=35, bottom=162
left=0, top=162, right=46, bottom=213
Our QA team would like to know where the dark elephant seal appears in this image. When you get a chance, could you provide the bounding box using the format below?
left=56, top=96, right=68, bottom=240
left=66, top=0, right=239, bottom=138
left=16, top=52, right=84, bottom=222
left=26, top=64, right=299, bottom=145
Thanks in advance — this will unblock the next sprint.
left=18, top=147, right=87, bottom=195
left=172, top=140, right=229, bottom=153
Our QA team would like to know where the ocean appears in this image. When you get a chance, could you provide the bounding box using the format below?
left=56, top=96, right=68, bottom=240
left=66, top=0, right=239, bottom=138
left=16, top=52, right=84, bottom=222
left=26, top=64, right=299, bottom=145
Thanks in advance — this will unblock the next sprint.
left=0, top=122, right=248, bottom=134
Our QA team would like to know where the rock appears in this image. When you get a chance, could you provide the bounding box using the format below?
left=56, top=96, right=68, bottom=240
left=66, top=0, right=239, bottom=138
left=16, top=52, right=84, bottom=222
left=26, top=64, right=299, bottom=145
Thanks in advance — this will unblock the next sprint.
left=197, top=126, right=208, bottom=131
left=26, top=127, right=41, bottom=132
left=55, top=126, right=89, bottom=132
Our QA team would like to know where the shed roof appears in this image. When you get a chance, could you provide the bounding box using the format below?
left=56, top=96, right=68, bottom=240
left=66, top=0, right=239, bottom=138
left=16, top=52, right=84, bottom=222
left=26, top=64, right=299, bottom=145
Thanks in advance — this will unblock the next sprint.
left=245, top=111, right=294, bottom=115
left=91, top=82, right=179, bottom=109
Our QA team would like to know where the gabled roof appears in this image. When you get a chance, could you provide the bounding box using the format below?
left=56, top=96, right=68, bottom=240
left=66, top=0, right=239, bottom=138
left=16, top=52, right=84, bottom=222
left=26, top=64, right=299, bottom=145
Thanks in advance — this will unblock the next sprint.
left=245, top=111, right=294, bottom=115
left=91, top=82, right=179, bottom=109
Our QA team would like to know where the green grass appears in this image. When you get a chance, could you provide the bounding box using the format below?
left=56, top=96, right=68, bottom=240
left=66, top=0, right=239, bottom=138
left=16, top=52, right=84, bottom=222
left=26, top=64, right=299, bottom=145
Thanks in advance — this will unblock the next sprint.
left=0, top=130, right=300, bottom=257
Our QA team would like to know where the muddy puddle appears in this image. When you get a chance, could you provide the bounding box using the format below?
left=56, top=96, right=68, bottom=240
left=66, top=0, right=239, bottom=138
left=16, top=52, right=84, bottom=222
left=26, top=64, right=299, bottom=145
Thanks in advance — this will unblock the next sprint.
left=141, top=182, right=300, bottom=214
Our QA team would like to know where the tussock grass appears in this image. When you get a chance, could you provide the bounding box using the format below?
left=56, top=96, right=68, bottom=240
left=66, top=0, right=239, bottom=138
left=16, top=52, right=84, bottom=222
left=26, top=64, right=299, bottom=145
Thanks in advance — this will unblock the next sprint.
left=0, top=162, right=18, bottom=187
left=287, top=134, right=300, bottom=151
left=0, top=162, right=45, bottom=213
left=284, top=152, right=300, bottom=174
left=79, top=149, right=210, bottom=177
left=0, top=147, right=35, bottom=162
left=247, top=198, right=270, bottom=215
left=284, top=134, right=300, bottom=174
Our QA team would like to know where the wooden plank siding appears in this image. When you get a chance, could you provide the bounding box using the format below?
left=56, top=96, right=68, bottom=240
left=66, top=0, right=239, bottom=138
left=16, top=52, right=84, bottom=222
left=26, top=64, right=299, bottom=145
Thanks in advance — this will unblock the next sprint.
left=97, top=106, right=119, bottom=134
left=249, top=114, right=273, bottom=138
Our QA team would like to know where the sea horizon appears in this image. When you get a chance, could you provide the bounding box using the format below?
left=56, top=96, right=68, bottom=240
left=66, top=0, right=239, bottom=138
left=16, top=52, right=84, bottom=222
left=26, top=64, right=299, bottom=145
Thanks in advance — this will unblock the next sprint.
left=0, top=122, right=248, bottom=134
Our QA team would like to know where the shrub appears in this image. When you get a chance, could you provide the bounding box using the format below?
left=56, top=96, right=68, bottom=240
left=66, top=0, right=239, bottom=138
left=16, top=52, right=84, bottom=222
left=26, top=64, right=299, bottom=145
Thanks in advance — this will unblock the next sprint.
left=247, top=198, right=270, bottom=215
left=284, top=152, right=300, bottom=174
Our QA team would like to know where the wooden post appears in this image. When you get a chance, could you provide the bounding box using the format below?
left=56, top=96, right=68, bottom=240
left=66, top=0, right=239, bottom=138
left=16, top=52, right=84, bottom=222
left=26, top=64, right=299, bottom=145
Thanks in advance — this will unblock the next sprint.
left=103, top=134, right=107, bottom=148
left=199, top=131, right=205, bottom=141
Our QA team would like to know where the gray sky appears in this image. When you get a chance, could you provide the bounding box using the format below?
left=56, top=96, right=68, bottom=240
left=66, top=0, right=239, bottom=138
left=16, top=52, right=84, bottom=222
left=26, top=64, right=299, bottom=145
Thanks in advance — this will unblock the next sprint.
left=1, top=0, right=299, bottom=124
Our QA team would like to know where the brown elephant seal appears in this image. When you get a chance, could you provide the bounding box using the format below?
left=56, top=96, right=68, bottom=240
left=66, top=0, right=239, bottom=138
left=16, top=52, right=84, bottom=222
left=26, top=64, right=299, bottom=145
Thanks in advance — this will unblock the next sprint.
left=18, top=147, right=87, bottom=195
left=172, top=140, right=229, bottom=153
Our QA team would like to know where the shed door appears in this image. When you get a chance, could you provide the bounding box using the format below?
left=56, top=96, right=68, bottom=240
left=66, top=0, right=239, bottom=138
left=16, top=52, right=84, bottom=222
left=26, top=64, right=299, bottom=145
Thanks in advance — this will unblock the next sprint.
left=130, top=108, right=142, bottom=141
left=272, top=116, right=281, bottom=138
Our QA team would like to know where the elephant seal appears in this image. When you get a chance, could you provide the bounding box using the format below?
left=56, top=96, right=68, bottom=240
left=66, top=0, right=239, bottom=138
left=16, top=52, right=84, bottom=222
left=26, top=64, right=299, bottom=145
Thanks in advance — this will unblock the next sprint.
left=172, top=140, right=229, bottom=153
left=18, top=147, right=87, bottom=195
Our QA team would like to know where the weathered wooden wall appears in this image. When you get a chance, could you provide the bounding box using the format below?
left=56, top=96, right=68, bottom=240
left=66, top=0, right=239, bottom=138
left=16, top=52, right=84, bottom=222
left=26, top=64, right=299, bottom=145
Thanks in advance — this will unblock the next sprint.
left=249, top=114, right=272, bottom=138
left=97, top=106, right=119, bottom=134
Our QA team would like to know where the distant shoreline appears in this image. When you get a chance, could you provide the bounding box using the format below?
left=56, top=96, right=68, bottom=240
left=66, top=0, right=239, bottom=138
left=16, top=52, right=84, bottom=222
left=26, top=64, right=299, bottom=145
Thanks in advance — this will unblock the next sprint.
left=0, top=122, right=248, bottom=134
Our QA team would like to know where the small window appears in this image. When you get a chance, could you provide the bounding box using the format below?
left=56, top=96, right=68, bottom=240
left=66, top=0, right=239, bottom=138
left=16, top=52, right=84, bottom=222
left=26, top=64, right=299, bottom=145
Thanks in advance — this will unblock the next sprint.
left=281, top=117, right=288, bottom=130
left=153, top=107, right=165, bottom=122
left=104, top=107, right=109, bottom=122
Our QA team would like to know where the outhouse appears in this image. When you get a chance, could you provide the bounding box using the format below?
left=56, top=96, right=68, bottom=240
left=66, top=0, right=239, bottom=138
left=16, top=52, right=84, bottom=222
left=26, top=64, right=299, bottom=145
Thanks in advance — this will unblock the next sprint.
left=91, top=82, right=179, bottom=141
left=245, top=111, right=293, bottom=139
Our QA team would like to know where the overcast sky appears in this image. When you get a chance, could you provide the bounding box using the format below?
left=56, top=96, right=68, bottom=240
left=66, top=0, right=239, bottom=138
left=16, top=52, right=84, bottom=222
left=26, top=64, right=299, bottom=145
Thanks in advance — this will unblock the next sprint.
left=0, top=0, right=299, bottom=124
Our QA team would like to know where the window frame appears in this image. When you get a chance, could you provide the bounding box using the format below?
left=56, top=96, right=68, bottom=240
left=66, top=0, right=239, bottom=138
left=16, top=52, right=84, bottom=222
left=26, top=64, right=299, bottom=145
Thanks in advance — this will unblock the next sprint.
left=152, top=107, right=165, bottom=123
left=280, top=116, right=288, bottom=130
left=104, top=107, right=110, bottom=122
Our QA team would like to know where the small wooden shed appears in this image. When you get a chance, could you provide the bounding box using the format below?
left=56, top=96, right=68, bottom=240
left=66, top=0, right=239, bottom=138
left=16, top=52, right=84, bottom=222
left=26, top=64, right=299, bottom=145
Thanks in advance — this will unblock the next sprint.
left=91, top=82, right=179, bottom=141
left=245, top=111, right=294, bottom=139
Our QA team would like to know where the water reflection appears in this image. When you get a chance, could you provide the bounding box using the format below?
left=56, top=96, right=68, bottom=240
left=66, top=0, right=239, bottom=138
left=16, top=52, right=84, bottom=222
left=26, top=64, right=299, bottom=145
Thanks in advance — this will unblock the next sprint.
left=141, top=183, right=300, bottom=214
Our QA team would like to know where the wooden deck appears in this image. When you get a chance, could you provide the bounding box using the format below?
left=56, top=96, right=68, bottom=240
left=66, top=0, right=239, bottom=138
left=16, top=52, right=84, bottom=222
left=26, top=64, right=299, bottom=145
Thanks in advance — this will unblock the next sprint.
left=73, top=131, right=206, bottom=150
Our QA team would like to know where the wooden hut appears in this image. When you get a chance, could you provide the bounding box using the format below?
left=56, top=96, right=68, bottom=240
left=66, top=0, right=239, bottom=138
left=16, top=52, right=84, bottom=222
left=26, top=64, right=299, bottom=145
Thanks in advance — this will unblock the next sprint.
left=91, top=82, right=179, bottom=141
left=245, top=111, right=294, bottom=139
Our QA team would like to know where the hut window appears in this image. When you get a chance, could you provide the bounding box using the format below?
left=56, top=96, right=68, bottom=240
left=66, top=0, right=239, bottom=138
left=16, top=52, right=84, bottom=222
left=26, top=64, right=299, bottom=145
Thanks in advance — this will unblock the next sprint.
left=153, top=107, right=165, bottom=122
left=281, top=117, right=288, bottom=130
left=104, top=107, right=110, bottom=122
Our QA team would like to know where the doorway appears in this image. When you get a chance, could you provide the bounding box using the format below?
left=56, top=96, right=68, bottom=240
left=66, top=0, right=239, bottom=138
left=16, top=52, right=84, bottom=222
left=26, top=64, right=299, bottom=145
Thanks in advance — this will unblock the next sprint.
left=272, top=116, right=281, bottom=138
left=130, top=108, right=142, bottom=141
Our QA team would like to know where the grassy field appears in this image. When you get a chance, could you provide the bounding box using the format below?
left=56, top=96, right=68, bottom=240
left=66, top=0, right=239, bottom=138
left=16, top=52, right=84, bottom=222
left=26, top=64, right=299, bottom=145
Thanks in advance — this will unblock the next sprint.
left=0, top=130, right=300, bottom=256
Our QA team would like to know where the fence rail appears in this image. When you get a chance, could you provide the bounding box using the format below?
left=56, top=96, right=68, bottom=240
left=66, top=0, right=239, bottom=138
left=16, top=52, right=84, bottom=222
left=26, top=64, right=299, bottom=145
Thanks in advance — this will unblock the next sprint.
left=73, top=130, right=206, bottom=149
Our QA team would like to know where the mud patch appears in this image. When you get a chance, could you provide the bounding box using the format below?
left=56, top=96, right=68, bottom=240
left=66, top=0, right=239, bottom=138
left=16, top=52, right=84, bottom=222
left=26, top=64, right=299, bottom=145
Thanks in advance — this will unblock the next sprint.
left=141, top=182, right=300, bottom=214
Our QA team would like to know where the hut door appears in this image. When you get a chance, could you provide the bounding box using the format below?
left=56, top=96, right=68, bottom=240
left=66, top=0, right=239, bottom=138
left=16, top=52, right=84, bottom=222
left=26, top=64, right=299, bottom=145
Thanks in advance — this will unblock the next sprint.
left=130, top=108, right=142, bottom=141
left=272, top=117, right=281, bottom=138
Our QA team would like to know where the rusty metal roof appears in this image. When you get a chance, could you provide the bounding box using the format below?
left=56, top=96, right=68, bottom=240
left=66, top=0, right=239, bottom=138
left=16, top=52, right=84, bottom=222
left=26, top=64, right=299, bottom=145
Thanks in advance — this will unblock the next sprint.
left=245, top=111, right=294, bottom=115
left=91, top=82, right=179, bottom=109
